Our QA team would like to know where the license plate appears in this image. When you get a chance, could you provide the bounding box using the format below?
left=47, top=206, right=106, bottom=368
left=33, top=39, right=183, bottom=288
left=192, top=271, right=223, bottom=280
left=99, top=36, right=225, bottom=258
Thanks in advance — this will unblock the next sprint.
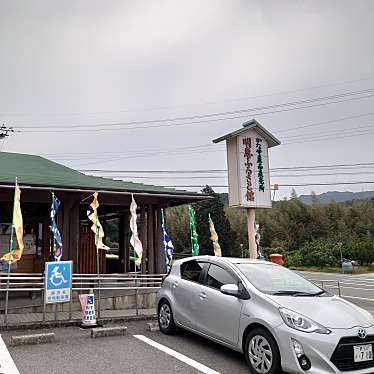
left=354, top=344, right=373, bottom=363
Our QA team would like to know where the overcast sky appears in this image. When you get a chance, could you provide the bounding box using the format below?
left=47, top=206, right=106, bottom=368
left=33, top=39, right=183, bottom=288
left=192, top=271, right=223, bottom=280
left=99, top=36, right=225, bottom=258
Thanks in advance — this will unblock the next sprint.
left=1, top=0, right=374, bottom=199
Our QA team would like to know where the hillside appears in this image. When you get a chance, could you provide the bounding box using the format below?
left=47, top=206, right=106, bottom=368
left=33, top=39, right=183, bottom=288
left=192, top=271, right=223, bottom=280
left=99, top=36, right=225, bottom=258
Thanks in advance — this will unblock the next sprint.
left=218, top=191, right=374, bottom=205
left=299, top=191, right=374, bottom=205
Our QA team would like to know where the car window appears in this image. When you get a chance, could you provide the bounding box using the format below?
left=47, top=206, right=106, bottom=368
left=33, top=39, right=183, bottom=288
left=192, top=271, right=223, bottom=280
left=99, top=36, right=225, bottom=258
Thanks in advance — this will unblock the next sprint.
left=207, top=264, right=236, bottom=290
left=236, top=263, right=322, bottom=294
left=181, top=260, right=205, bottom=283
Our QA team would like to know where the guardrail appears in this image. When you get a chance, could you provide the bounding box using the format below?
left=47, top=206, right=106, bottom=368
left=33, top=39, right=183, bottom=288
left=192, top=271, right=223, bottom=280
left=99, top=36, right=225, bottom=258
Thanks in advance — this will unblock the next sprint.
left=0, top=273, right=165, bottom=326
left=308, top=277, right=374, bottom=305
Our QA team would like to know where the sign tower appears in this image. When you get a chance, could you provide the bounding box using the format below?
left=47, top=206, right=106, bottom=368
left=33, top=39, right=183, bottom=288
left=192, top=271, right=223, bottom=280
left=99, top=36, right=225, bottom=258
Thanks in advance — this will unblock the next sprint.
left=213, top=120, right=280, bottom=258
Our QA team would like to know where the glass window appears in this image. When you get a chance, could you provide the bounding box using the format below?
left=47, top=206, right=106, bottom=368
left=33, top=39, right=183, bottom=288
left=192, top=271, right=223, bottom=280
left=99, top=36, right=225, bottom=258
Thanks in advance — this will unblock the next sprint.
left=207, top=264, right=236, bottom=290
left=236, top=263, right=322, bottom=295
left=181, top=260, right=205, bottom=283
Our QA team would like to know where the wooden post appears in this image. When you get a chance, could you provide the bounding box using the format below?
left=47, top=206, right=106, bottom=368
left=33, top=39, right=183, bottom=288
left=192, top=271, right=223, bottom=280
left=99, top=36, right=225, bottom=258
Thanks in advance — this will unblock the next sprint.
left=123, top=211, right=129, bottom=272
left=140, top=206, right=147, bottom=274
left=147, top=205, right=155, bottom=274
left=118, top=214, right=125, bottom=272
left=155, top=208, right=164, bottom=274
left=69, top=199, right=80, bottom=273
left=247, top=208, right=257, bottom=259
left=156, top=207, right=166, bottom=274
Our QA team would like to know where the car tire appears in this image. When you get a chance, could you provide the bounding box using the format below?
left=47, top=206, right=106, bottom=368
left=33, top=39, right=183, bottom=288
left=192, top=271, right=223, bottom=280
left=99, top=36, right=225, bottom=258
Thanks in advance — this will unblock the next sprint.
left=244, top=327, right=282, bottom=374
left=158, top=300, right=176, bottom=335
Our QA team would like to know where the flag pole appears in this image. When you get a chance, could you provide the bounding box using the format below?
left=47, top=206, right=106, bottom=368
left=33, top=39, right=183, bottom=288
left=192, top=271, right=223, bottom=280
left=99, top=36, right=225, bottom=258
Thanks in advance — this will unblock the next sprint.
left=52, top=192, right=57, bottom=260
left=161, top=208, right=166, bottom=269
left=95, top=202, right=101, bottom=319
left=189, top=206, right=193, bottom=255
left=4, top=177, right=18, bottom=326
left=95, top=209, right=100, bottom=274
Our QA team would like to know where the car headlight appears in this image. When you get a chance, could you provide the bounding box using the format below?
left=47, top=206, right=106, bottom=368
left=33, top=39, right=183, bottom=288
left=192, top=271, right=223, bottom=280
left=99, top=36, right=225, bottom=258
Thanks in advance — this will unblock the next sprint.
left=279, top=307, right=331, bottom=334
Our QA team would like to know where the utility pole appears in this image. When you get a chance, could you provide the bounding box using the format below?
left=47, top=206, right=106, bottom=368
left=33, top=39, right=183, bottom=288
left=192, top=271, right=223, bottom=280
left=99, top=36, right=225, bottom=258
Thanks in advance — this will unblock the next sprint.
left=0, top=124, right=14, bottom=151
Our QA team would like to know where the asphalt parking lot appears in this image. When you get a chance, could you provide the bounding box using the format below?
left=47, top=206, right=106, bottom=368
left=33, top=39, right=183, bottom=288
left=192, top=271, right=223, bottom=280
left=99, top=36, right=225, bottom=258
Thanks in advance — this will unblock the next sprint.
left=1, top=321, right=249, bottom=374
left=2, top=271, right=374, bottom=374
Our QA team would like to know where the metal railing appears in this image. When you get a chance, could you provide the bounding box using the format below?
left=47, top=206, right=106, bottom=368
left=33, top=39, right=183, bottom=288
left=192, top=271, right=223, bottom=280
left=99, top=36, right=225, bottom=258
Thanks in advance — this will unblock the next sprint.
left=0, top=273, right=164, bottom=327
left=308, top=277, right=374, bottom=306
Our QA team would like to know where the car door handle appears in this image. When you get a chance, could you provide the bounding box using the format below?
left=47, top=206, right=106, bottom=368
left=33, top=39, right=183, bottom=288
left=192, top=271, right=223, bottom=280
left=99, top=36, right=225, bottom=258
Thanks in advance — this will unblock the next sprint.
left=199, top=292, right=207, bottom=300
left=172, top=281, right=178, bottom=288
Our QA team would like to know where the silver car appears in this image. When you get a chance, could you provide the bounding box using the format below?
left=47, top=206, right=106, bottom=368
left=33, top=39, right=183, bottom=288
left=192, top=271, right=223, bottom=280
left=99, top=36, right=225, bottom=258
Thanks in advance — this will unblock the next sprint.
left=156, top=256, right=374, bottom=374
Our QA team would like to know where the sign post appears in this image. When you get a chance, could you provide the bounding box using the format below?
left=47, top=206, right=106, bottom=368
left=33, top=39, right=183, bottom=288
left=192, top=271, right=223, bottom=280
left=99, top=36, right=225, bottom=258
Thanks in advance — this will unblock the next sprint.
left=213, top=120, right=280, bottom=259
left=45, top=260, right=72, bottom=304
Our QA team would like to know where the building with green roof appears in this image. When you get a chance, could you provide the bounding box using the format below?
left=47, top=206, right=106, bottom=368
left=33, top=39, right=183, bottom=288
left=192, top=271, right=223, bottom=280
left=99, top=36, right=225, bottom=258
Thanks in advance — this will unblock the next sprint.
left=0, top=152, right=205, bottom=274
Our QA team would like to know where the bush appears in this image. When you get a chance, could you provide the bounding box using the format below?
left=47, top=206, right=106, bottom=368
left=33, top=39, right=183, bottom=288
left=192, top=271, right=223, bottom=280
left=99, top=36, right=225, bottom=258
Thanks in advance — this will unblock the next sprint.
left=276, top=239, right=374, bottom=268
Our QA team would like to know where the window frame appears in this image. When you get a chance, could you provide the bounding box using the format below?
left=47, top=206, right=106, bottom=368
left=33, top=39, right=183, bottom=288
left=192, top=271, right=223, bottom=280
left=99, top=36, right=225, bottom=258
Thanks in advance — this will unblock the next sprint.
left=202, top=262, right=240, bottom=291
left=180, top=260, right=208, bottom=285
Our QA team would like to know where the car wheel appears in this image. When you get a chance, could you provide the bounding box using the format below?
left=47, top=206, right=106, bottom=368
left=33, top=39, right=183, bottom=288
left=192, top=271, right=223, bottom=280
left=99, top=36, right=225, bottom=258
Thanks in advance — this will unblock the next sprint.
left=158, top=300, right=176, bottom=335
left=244, top=327, right=282, bottom=374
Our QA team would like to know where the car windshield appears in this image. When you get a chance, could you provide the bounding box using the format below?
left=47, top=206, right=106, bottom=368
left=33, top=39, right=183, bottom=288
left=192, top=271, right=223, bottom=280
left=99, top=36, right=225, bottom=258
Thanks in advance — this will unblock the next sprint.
left=236, top=263, right=322, bottom=295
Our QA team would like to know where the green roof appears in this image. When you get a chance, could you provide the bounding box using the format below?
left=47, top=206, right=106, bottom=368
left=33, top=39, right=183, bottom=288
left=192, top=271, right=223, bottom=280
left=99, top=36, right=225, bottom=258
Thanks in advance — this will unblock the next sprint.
left=0, top=152, right=199, bottom=196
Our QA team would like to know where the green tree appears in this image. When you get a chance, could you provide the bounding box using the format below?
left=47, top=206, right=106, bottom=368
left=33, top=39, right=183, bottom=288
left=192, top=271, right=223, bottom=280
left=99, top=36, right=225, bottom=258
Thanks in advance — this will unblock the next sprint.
left=193, top=185, right=238, bottom=256
left=166, top=205, right=190, bottom=254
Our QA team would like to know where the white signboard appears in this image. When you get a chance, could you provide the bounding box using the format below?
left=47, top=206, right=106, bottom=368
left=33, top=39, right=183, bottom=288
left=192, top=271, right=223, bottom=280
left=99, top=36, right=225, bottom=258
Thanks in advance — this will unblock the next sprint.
left=237, top=131, right=271, bottom=208
left=226, top=128, right=272, bottom=209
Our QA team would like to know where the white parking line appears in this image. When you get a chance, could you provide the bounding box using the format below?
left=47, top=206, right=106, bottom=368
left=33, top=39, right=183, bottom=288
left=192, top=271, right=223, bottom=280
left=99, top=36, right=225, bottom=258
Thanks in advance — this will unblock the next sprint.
left=133, top=334, right=221, bottom=374
left=0, top=336, right=20, bottom=374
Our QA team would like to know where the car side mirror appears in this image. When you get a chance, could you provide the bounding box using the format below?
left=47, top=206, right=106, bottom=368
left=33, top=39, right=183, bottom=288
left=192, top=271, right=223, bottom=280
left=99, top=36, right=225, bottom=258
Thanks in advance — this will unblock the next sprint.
left=220, top=284, right=240, bottom=297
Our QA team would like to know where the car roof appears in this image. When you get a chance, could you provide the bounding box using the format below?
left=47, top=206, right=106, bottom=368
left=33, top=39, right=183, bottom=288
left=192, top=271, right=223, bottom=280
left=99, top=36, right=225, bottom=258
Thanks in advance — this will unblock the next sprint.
left=175, top=255, right=273, bottom=266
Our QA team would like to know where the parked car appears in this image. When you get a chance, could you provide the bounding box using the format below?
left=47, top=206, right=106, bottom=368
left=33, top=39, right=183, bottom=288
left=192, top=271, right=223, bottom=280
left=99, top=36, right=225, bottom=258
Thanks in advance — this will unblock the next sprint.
left=157, top=256, right=374, bottom=374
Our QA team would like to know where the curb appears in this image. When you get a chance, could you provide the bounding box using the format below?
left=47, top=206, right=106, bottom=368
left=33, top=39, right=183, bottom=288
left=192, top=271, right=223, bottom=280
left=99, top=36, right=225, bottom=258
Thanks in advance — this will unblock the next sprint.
left=146, top=322, right=159, bottom=332
left=11, top=332, right=55, bottom=346
left=0, top=314, right=157, bottom=332
left=91, top=326, right=127, bottom=338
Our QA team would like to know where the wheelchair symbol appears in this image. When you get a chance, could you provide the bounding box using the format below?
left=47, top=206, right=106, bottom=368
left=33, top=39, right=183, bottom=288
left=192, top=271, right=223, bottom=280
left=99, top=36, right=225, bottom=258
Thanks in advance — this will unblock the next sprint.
left=49, top=266, right=67, bottom=287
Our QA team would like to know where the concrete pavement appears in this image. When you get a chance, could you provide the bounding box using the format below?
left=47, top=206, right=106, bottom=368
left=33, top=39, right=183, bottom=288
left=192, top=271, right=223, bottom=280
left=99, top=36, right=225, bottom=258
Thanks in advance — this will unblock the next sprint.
left=1, top=321, right=249, bottom=374
left=2, top=271, right=374, bottom=374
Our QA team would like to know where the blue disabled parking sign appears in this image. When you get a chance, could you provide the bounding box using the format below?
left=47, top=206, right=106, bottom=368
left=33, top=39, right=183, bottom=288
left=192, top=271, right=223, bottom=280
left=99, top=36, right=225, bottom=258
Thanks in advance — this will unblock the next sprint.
left=45, top=261, right=72, bottom=304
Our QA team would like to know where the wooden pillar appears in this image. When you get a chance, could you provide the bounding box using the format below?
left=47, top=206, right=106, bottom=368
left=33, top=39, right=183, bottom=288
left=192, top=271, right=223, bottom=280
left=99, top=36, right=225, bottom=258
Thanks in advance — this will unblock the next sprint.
left=118, top=214, right=125, bottom=273
left=247, top=208, right=257, bottom=259
left=123, top=211, right=129, bottom=272
left=147, top=205, right=155, bottom=274
left=155, top=207, right=165, bottom=274
left=140, top=206, right=147, bottom=274
left=60, top=193, right=80, bottom=272
left=69, top=201, right=80, bottom=272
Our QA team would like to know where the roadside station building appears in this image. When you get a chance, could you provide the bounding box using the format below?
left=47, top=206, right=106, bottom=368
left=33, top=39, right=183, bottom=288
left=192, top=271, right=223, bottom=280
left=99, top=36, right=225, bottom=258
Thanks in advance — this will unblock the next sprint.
left=0, top=152, right=205, bottom=274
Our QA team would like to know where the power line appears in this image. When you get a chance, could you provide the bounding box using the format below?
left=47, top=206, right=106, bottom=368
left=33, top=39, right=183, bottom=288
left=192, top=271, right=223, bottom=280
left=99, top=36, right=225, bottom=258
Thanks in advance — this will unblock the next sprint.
left=284, top=128, right=374, bottom=145
left=281, top=123, right=374, bottom=140
left=4, top=75, right=374, bottom=118
left=44, top=143, right=222, bottom=160
left=275, top=112, right=374, bottom=133
left=92, top=171, right=374, bottom=180
left=42, top=122, right=374, bottom=158
left=79, top=161, right=374, bottom=173
left=162, top=181, right=374, bottom=188
left=16, top=88, right=374, bottom=132
left=45, top=124, right=374, bottom=166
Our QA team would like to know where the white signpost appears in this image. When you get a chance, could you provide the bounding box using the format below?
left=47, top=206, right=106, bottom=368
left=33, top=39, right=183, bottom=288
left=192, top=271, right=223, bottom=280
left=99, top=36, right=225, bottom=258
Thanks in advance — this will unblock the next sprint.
left=213, top=120, right=280, bottom=258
